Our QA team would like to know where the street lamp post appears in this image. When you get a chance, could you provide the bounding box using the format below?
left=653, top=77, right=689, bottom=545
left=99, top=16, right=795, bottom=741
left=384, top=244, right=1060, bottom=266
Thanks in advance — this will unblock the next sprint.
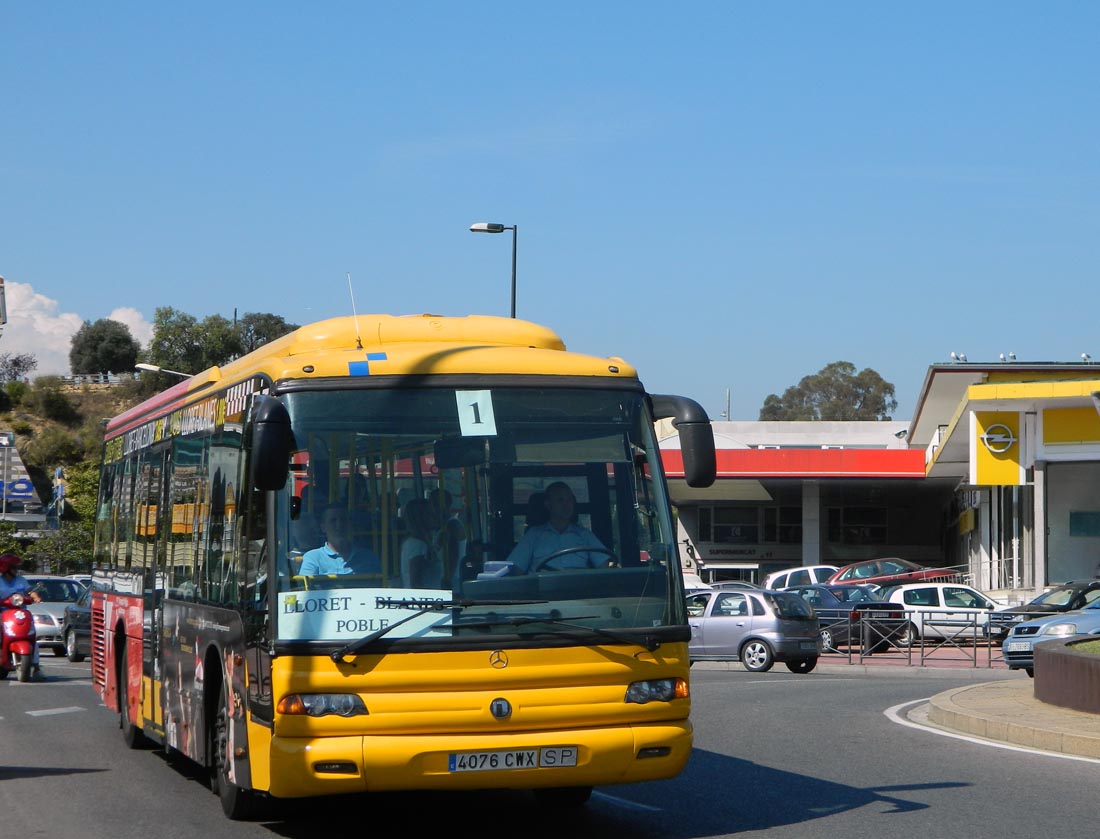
left=469, top=222, right=518, bottom=318
left=135, top=363, right=192, bottom=379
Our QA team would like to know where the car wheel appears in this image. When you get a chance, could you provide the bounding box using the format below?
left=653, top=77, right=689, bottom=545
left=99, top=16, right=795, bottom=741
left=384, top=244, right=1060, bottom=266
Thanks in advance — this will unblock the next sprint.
left=1025, top=667, right=1034, bottom=678
left=895, top=622, right=919, bottom=648
left=819, top=628, right=836, bottom=651
left=66, top=628, right=85, bottom=663
left=785, top=658, right=817, bottom=674
left=740, top=639, right=775, bottom=672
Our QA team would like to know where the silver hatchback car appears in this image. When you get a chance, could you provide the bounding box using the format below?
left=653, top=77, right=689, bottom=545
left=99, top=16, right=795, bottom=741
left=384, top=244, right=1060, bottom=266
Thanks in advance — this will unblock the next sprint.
left=686, top=588, right=821, bottom=673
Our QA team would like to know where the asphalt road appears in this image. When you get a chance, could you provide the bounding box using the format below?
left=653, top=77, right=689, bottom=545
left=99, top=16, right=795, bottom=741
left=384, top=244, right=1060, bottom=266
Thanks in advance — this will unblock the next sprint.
left=2, top=658, right=1095, bottom=839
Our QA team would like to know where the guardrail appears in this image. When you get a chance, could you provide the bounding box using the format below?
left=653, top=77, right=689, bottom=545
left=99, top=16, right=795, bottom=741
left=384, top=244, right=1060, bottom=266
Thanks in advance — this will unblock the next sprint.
left=819, top=610, right=1004, bottom=668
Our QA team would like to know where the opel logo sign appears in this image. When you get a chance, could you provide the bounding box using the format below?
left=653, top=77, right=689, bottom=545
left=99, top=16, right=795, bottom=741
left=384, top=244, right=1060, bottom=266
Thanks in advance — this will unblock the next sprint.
left=489, top=650, right=509, bottom=669
left=981, top=423, right=1017, bottom=454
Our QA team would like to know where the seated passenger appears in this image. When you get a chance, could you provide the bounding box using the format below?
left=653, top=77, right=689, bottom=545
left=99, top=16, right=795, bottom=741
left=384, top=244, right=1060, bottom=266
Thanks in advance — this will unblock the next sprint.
left=299, top=504, right=381, bottom=577
left=400, top=498, right=445, bottom=588
left=506, top=482, right=609, bottom=573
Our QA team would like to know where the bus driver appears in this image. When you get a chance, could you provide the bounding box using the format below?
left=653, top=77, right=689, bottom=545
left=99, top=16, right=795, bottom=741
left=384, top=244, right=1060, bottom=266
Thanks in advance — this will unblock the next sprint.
left=507, top=482, right=610, bottom=573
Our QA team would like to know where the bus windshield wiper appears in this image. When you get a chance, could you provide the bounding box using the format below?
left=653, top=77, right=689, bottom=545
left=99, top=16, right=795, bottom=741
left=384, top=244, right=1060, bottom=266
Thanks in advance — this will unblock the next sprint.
left=330, top=598, right=548, bottom=663
left=451, top=614, right=661, bottom=652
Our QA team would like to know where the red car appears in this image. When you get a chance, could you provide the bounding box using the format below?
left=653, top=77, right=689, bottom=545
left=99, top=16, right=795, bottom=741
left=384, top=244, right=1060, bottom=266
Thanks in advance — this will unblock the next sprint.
left=827, top=558, right=961, bottom=588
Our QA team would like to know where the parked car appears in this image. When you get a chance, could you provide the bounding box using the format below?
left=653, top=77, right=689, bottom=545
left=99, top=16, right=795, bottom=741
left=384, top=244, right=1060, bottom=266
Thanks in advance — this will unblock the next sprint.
left=784, top=583, right=907, bottom=652
left=62, top=583, right=93, bottom=662
left=877, top=582, right=998, bottom=646
left=24, top=575, right=87, bottom=657
left=66, top=574, right=92, bottom=588
left=709, top=580, right=762, bottom=590
left=827, top=558, right=962, bottom=589
left=989, top=579, right=1100, bottom=642
left=763, top=565, right=839, bottom=591
left=686, top=588, right=821, bottom=673
left=1000, top=599, right=1100, bottom=677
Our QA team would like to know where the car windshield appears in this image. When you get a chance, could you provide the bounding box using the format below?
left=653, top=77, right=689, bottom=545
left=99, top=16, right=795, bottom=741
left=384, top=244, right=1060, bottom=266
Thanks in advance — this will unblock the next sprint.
left=833, top=587, right=877, bottom=603
left=1031, top=587, right=1077, bottom=607
left=768, top=592, right=815, bottom=619
left=29, top=579, right=84, bottom=602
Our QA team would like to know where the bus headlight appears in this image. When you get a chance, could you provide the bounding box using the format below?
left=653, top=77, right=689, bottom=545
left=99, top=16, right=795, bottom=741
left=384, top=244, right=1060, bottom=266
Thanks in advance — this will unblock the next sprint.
left=277, top=693, right=369, bottom=717
left=624, top=678, right=688, bottom=704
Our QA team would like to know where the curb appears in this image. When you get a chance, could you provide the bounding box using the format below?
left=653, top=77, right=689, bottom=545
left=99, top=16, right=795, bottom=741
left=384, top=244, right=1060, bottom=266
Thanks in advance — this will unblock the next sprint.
left=926, top=679, right=1100, bottom=759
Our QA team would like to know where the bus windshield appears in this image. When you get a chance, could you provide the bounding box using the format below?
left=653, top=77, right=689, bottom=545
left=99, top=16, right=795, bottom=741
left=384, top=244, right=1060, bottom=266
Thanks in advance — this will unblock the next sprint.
left=272, top=384, right=681, bottom=645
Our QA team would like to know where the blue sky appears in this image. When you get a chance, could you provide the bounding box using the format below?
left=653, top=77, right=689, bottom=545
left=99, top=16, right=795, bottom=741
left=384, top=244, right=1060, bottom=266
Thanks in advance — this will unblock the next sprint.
left=3, top=3, right=1099, bottom=422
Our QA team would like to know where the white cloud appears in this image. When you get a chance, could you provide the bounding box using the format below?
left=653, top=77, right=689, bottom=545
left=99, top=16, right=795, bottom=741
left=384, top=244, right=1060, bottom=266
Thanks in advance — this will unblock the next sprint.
left=0, top=280, right=152, bottom=377
left=106, top=306, right=154, bottom=348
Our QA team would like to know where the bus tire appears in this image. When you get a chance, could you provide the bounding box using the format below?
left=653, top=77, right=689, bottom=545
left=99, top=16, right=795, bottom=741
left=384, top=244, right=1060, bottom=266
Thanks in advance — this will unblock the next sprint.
left=213, top=680, right=263, bottom=820
left=119, top=641, right=147, bottom=749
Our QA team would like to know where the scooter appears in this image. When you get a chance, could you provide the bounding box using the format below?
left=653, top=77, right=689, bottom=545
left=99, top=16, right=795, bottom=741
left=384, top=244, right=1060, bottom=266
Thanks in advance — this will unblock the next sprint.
left=0, top=591, right=38, bottom=682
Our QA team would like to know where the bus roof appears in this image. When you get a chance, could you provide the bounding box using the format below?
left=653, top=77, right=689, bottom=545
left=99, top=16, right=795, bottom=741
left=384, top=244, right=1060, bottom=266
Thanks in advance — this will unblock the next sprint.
left=106, top=314, right=640, bottom=437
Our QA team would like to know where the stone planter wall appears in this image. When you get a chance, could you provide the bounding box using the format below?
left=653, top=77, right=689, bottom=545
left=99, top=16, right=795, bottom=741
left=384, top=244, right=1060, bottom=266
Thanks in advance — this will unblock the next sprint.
left=1034, top=638, right=1100, bottom=714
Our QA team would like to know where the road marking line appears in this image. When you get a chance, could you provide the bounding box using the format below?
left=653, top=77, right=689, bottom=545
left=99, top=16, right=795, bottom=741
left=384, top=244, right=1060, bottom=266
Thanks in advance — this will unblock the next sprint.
left=27, top=706, right=87, bottom=717
left=592, top=791, right=662, bottom=812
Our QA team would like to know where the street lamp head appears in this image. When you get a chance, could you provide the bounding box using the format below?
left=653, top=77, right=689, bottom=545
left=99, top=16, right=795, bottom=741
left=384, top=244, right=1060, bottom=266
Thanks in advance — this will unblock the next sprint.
left=135, top=363, right=192, bottom=379
left=469, top=222, right=508, bottom=233
left=468, top=220, right=519, bottom=318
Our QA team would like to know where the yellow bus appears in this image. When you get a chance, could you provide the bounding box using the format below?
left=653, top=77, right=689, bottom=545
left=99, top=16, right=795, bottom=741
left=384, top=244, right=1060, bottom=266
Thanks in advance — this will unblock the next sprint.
left=91, top=313, right=715, bottom=819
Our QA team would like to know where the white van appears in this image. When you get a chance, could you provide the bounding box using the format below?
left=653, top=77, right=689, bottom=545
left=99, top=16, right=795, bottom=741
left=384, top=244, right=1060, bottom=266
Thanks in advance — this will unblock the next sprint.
left=763, top=565, right=839, bottom=590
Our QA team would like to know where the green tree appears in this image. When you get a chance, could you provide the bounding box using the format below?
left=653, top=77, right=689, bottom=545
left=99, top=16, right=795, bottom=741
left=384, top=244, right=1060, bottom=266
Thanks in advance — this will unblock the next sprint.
left=197, top=314, right=243, bottom=370
left=26, top=522, right=93, bottom=576
left=238, top=312, right=298, bottom=353
left=145, top=307, right=297, bottom=379
left=0, top=521, right=31, bottom=564
left=62, top=461, right=100, bottom=522
left=759, top=361, right=898, bottom=421
left=147, top=306, right=204, bottom=377
left=69, top=318, right=141, bottom=375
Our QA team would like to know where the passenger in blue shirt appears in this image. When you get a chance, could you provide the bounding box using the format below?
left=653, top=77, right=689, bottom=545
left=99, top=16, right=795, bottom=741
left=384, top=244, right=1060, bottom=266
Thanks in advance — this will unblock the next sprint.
left=507, top=482, right=610, bottom=573
left=299, top=504, right=381, bottom=577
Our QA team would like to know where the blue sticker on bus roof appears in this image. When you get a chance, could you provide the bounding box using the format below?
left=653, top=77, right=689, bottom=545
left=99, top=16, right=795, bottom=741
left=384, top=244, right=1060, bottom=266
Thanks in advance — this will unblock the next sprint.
left=348, top=352, right=388, bottom=376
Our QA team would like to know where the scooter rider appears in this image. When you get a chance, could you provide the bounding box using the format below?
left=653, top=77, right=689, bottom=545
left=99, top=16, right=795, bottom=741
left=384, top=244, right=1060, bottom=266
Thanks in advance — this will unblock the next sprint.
left=0, top=552, right=43, bottom=679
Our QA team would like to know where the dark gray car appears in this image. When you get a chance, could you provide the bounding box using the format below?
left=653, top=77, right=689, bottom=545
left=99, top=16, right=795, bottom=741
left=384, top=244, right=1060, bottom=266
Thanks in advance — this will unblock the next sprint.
left=686, top=588, right=821, bottom=673
left=63, top=584, right=93, bottom=662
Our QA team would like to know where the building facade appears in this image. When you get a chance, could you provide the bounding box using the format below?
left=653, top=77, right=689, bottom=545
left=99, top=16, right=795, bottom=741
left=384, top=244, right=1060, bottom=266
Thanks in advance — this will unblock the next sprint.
left=660, top=362, right=1100, bottom=601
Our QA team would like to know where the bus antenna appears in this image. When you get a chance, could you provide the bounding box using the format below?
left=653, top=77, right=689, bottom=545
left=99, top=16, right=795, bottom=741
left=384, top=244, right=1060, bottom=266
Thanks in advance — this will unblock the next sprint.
left=347, top=272, right=363, bottom=349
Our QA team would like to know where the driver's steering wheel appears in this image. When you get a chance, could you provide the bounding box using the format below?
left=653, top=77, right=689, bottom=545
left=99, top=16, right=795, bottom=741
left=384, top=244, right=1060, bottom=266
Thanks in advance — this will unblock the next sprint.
left=530, top=546, right=618, bottom=573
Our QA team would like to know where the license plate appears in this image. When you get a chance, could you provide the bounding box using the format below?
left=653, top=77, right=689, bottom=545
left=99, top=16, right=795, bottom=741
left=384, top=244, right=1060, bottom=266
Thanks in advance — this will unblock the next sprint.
left=799, top=641, right=818, bottom=651
left=448, top=746, right=578, bottom=773
left=1003, top=641, right=1030, bottom=652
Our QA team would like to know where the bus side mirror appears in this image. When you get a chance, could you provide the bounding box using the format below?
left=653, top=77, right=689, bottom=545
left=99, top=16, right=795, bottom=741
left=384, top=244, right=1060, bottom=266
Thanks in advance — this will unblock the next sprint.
left=251, top=396, right=293, bottom=491
left=651, top=394, right=716, bottom=489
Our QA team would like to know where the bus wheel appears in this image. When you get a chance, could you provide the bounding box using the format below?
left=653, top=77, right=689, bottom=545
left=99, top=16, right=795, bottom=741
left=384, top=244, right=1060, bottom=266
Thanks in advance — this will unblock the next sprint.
left=534, top=786, right=593, bottom=807
left=212, top=681, right=262, bottom=820
left=119, top=643, right=147, bottom=749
